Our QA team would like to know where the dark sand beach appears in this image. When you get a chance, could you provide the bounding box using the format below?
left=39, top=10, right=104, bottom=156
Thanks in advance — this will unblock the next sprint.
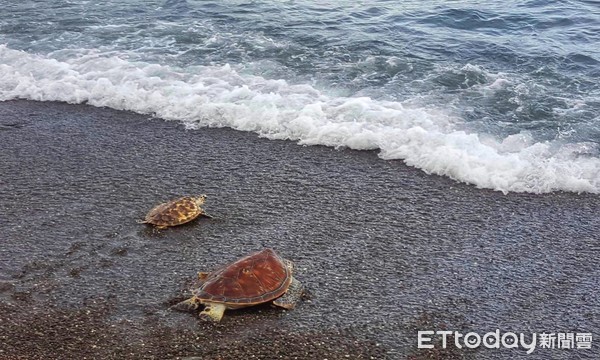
left=0, top=100, right=598, bottom=359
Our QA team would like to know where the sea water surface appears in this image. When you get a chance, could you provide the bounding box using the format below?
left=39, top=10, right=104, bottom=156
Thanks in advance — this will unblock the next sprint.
left=1, top=0, right=599, bottom=193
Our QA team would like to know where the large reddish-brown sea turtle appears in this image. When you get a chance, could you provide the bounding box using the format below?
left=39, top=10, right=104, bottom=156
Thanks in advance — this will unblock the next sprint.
left=173, top=249, right=304, bottom=322
left=140, top=195, right=212, bottom=229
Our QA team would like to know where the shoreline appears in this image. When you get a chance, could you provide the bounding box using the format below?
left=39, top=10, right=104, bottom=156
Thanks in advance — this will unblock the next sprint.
left=1, top=100, right=598, bottom=359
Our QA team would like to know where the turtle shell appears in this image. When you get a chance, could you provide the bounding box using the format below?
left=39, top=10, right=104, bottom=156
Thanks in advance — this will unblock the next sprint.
left=195, top=249, right=292, bottom=306
left=144, top=196, right=203, bottom=227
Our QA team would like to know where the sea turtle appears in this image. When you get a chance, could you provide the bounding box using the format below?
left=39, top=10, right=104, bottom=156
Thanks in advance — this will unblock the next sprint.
left=172, top=248, right=304, bottom=322
left=140, top=195, right=212, bottom=229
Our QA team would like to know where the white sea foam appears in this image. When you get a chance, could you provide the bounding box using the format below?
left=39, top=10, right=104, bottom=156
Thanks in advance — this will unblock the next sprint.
left=1, top=45, right=598, bottom=194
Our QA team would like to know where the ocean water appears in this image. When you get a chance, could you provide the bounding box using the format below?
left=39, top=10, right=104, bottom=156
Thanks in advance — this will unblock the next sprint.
left=1, top=0, right=599, bottom=194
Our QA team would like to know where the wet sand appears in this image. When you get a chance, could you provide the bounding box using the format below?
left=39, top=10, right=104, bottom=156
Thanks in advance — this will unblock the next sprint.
left=0, top=100, right=598, bottom=360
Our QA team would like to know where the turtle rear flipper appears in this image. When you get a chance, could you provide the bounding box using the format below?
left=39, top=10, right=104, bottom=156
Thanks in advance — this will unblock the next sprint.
left=273, top=277, right=303, bottom=310
left=171, top=297, right=200, bottom=312
left=200, top=303, right=226, bottom=322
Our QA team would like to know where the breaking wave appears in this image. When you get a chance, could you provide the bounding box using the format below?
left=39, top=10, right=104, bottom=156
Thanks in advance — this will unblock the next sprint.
left=1, top=45, right=598, bottom=194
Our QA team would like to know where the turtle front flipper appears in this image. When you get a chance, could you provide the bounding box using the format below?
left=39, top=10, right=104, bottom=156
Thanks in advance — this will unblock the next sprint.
left=273, top=277, right=303, bottom=310
left=171, top=297, right=200, bottom=312
left=199, top=303, right=226, bottom=322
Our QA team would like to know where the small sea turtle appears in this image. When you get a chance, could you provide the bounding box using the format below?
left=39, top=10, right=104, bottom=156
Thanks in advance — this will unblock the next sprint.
left=173, top=248, right=304, bottom=322
left=141, top=195, right=212, bottom=229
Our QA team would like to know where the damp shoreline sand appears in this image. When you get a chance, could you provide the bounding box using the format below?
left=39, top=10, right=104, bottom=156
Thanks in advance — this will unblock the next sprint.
left=0, top=100, right=598, bottom=359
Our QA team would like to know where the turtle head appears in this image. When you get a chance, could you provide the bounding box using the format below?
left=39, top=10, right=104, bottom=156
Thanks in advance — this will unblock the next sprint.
left=194, top=194, right=207, bottom=206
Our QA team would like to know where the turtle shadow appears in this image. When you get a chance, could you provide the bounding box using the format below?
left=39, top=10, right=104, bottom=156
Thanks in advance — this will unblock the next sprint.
left=165, top=297, right=285, bottom=321
left=135, top=215, right=218, bottom=237
left=226, top=303, right=280, bottom=318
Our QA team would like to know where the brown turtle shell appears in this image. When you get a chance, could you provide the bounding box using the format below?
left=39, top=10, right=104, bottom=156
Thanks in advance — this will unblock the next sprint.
left=195, top=249, right=292, bottom=306
left=144, top=196, right=202, bottom=227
